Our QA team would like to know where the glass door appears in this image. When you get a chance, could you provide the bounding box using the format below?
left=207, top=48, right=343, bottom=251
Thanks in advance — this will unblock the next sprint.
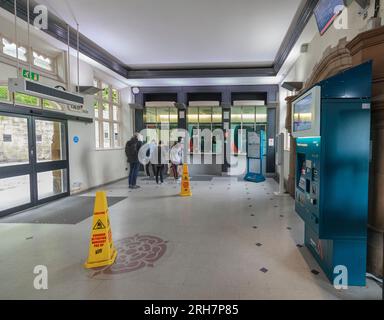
left=0, top=113, right=69, bottom=217
left=33, top=118, right=69, bottom=203
left=0, top=113, right=33, bottom=214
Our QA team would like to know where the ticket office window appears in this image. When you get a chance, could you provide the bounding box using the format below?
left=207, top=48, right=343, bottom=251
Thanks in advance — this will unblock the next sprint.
left=187, top=107, right=222, bottom=154
left=230, top=106, right=267, bottom=155
left=144, top=106, right=178, bottom=145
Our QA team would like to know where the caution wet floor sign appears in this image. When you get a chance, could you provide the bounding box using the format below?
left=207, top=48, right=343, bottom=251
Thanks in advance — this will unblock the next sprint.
left=179, top=164, right=192, bottom=197
left=84, top=191, right=117, bottom=269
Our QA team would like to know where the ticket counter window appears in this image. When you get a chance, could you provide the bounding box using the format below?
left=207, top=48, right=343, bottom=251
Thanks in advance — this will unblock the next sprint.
left=231, top=105, right=267, bottom=155
left=144, top=105, right=178, bottom=145
left=187, top=106, right=222, bottom=154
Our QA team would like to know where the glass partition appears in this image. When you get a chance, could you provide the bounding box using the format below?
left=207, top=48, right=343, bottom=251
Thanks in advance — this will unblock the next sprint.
left=230, top=105, right=268, bottom=155
left=212, top=107, right=222, bottom=123
left=187, top=106, right=222, bottom=154
left=144, top=106, right=178, bottom=145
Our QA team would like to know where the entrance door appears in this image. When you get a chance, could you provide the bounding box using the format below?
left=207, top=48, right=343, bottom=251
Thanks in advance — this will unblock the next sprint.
left=0, top=113, right=69, bottom=217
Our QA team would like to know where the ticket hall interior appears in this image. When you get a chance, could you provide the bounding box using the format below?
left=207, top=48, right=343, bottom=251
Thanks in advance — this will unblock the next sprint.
left=0, top=0, right=383, bottom=300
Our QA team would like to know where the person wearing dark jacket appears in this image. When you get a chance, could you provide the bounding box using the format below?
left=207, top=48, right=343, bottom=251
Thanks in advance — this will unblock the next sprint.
left=153, top=141, right=168, bottom=184
left=125, top=133, right=143, bottom=189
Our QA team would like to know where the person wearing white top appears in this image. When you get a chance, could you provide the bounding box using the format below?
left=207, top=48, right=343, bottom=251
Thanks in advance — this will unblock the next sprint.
left=145, top=139, right=157, bottom=177
left=170, top=138, right=184, bottom=181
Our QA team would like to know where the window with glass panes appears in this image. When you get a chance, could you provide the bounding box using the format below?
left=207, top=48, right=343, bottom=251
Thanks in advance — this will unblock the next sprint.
left=187, top=106, right=222, bottom=154
left=143, top=106, right=178, bottom=145
left=1, top=37, right=55, bottom=73
left=94, top=79, right=122, bottom=149
left=0, top=35, right=60, bottom=108
left=230, top=106, right=267, bottom=155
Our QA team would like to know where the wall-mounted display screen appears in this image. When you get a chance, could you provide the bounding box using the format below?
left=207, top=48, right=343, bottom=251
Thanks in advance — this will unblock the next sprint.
left=314, top=0, right=344, bottom=35
left=293, top=93, right=313, bottom=132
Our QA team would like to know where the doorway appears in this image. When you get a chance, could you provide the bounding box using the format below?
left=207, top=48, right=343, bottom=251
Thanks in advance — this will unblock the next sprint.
left=0, top=112, right=69, bottom=217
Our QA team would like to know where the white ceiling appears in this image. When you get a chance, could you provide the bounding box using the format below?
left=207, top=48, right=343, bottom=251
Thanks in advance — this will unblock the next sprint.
left=37, top=0, right=302, bottom=70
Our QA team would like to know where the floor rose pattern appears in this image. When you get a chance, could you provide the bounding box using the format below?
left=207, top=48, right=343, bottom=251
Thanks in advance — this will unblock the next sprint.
left=90, top=234, right=168, bottom=277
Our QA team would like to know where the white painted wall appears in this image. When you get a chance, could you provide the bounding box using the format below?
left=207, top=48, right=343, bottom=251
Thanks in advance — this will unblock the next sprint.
left=67, top=120, right=129, bottom=192
left=0, top=15, right=133, bottom=194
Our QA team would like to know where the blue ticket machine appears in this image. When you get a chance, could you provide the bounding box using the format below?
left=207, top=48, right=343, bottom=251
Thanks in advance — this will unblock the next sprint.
left=292, top=61, right=372, bottom=286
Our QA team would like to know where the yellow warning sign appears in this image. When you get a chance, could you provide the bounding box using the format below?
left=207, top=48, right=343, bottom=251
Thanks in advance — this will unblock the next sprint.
left=179, top=164, right=192, bottom=197
left=84, top=191, right=117, bottom=269
left=93, top=219, right=106, bottom=230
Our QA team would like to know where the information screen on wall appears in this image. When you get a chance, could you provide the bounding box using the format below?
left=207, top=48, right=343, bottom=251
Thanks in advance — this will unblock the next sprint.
left=314, top=0, right=344, bottom=35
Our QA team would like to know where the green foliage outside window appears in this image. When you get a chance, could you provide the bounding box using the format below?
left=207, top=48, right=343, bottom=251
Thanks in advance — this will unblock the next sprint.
left=102, top=86, right=109, bottom=101
left=15, top=92, right=40, bottom=107
left=94, top=100, right=99, bottom=117
left=0, top=86, right=9, bottom=101
left=43, top=99, right=63, bottom=110
left=112, top=89, right=119, bottom=104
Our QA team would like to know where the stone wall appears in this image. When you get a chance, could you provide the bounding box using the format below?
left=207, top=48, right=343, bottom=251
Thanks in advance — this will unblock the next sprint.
left=0, top=116, right=56, bottom=164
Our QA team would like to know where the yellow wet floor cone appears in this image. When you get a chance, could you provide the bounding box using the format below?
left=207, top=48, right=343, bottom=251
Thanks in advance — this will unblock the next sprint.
left=180, top=164, right=192, bottom=197
left=84, top=191, right=117, bottom=269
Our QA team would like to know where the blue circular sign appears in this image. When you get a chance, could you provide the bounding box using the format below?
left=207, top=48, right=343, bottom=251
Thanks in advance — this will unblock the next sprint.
left=73, top=136, right=79, bottom=144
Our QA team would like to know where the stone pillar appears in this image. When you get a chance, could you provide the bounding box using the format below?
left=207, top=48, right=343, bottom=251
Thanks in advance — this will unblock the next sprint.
left=285, top=95, right=297, bottom=197
left=346, top=26, right=384, bottom=277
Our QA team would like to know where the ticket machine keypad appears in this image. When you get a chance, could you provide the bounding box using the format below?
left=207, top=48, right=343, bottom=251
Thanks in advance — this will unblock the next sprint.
left=296, top=149, right=320, bottom=231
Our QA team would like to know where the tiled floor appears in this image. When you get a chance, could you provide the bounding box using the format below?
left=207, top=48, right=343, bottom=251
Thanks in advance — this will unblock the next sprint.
left=0, top=176, right=381, bottom=300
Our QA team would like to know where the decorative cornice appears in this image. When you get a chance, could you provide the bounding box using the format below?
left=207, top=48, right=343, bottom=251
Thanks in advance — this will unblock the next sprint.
left=304, top=37, right=352, bottom=90
left=346, top=25, right=384, bottom=56
left=0, top=0, right=318, bottom=79
left=285, top=95, right=298, bottom=102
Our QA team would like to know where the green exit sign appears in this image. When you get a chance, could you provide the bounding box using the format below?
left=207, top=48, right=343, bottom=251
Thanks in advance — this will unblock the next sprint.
left=22, top=69, right=40, bottom=82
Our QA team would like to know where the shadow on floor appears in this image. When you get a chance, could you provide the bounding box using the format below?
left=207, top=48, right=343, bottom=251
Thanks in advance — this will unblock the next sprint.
left=0, top=196, right=127, bottom=225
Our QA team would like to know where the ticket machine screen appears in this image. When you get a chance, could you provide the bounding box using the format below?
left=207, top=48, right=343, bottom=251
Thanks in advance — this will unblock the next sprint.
left=293, top=94, right=313, bottom=132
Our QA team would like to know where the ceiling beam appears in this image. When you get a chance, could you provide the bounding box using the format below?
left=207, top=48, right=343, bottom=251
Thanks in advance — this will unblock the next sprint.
left=273, top=0, right=319, bottom=73
left=125, top=66, right=276, bottom=79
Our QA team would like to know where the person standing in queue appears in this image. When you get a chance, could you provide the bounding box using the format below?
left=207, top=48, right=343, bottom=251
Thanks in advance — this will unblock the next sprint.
left=153, top=140, right=167, bottom=185
left=145, top=139, right=157, bottom=178
left=170, top=137, right=184, bottom=182
left=170, top=141, right=180, bottom=181
left=125, top=132, right=143, bottom=189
